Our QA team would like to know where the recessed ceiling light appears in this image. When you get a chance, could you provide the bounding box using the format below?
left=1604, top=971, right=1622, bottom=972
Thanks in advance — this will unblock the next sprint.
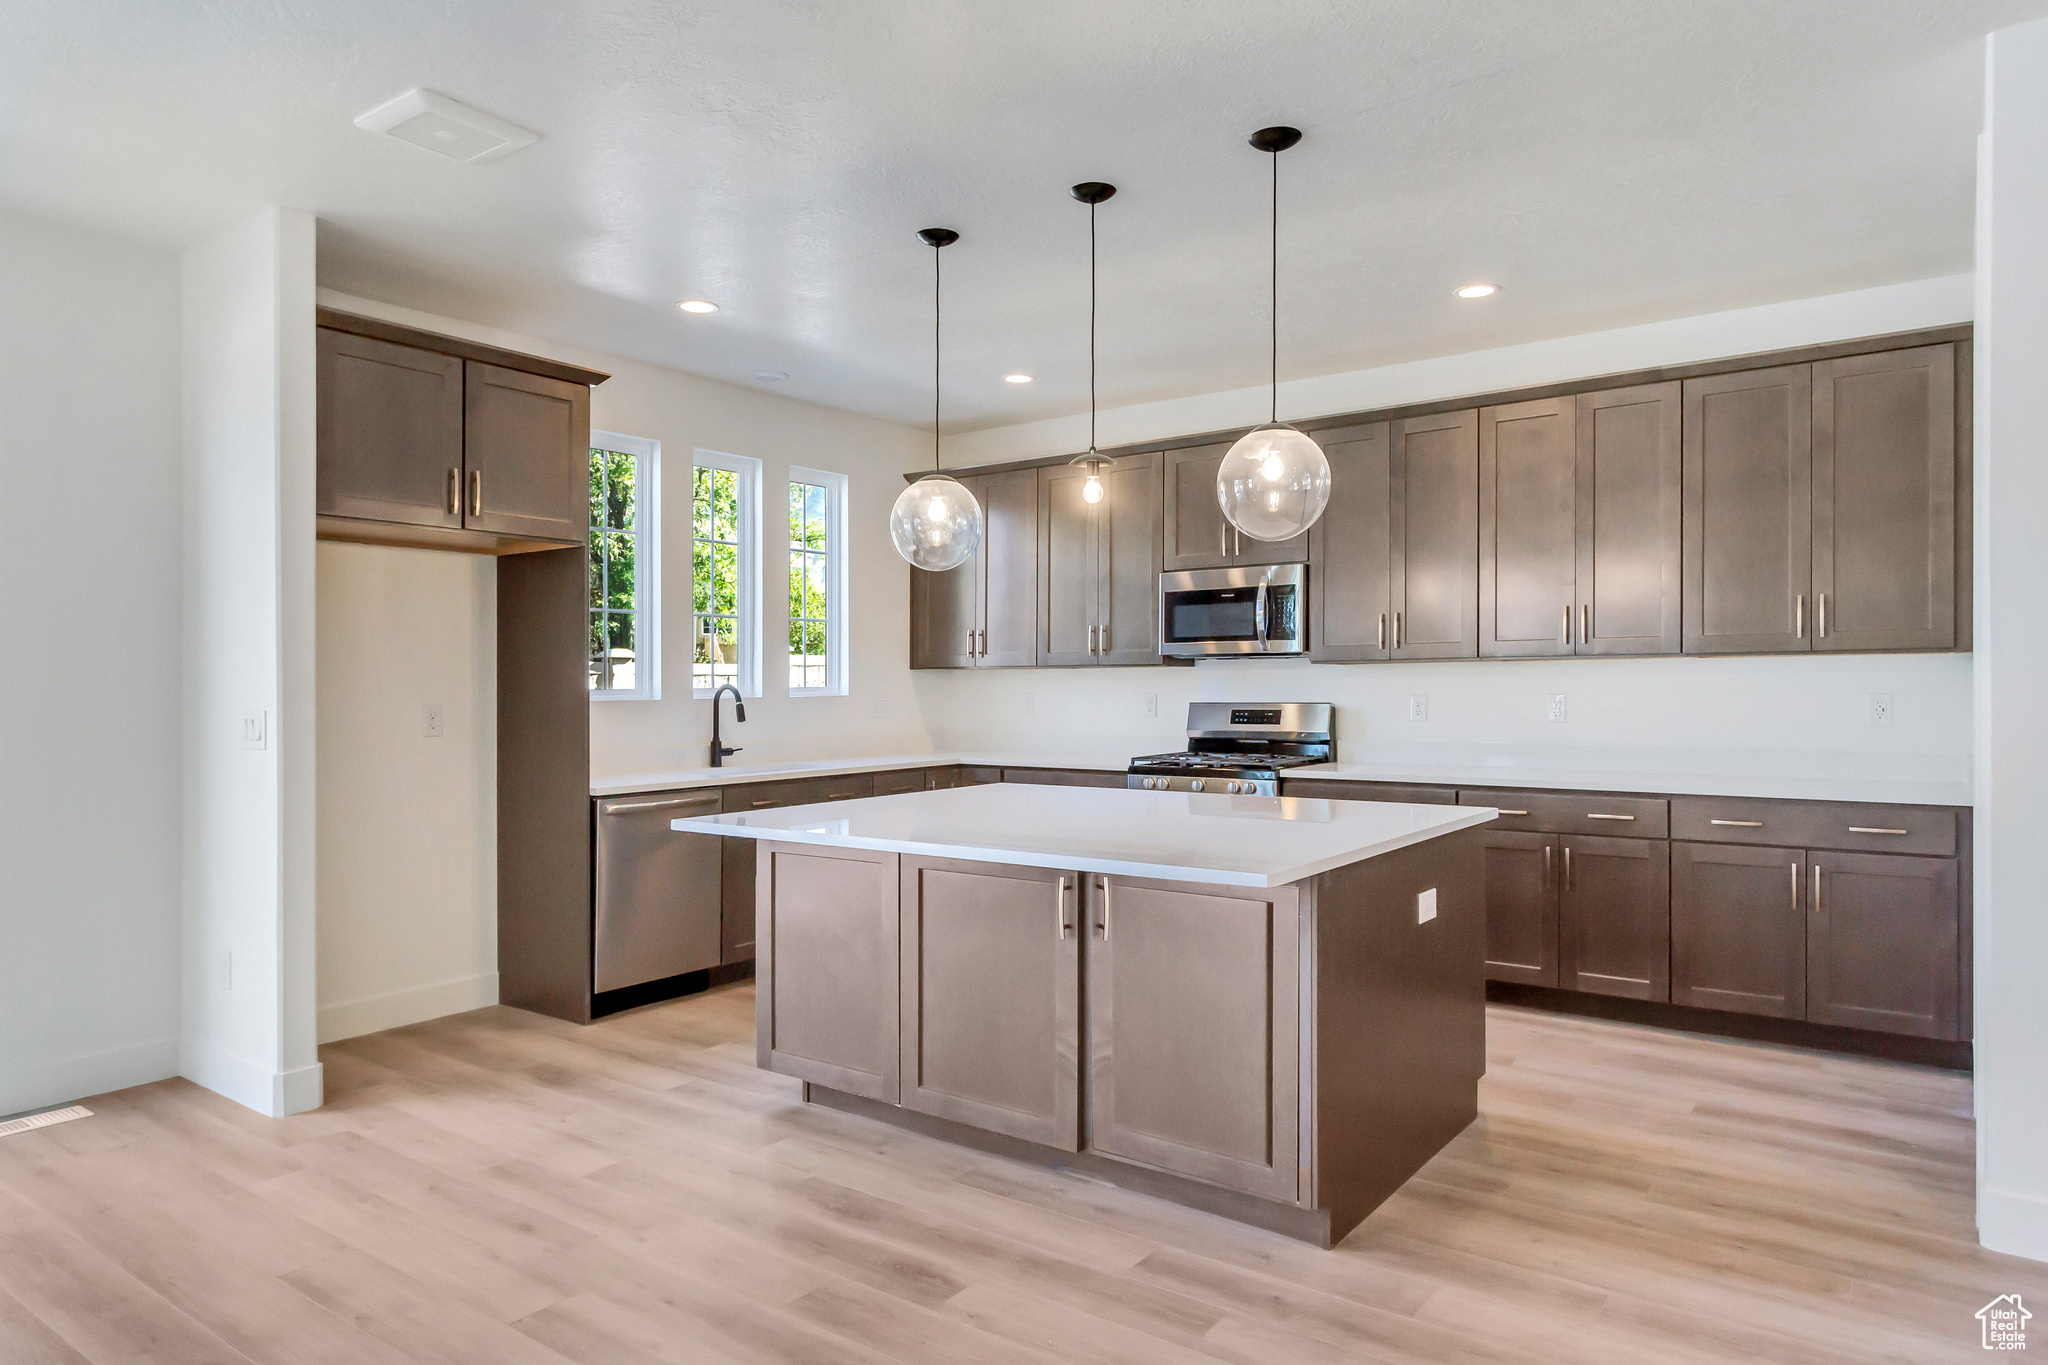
left=678, top=299, right=719, bottom=314
left=751, top=370, right=788, bottom=384
left=1455, top=283, right=1498, bottom=299
left=1004, top=373, right=1034, bottom=384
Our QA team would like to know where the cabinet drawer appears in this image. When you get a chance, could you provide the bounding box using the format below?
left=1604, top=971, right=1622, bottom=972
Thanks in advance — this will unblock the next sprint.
left=1283, top=780, right=1457, bottom=805
left=728, top=773, right=875, bottom=810
left=1458, top=789, right=1668, bottom=839
left=1671, top=797, right=1955, bottom=857
left=872, top=768, right=930, bottom=797
left=1002, top=768, right=1126, bottom=788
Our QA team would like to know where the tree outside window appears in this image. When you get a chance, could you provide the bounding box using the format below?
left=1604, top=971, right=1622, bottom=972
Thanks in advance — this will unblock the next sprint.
left=588, top=439, right=657, bottom=697
left=693, top=466, right=742, bottom=693
left=789, top=480, right=830, bottom=690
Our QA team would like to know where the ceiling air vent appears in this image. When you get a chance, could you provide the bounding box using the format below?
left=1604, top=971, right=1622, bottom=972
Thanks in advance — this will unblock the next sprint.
left=353, top=88, right=538, bottom=164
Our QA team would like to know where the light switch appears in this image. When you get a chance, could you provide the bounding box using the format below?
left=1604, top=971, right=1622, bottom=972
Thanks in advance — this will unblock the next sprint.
left=422, top=704, right=445, bottom=738
left=1417, top=888, right=1438, bottom=924
left=238, top=711, right=267, bottom=751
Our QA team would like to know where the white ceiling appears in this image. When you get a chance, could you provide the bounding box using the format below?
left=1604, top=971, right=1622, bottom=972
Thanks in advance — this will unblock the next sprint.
left=2, top=1, right=2036, bottom=434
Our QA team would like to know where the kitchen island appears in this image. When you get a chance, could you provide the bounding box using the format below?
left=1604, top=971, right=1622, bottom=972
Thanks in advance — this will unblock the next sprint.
left=675, top=782, right=1496, bottom=1246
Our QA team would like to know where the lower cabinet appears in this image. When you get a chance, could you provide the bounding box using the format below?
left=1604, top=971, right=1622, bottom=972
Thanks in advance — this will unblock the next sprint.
left=1809, top=851, right=1960, bottom=1040
left=719, top=772, right=879, bottom=965
left=898, top=857, right=1079, bottom=1148
left=1001, top=767, right=1126, bottom=788
left=1559, top=834, right=1670, bottom=1001
left=1083, top=875, right=1300, bottom=1202
left=1671, top=842, right=1806, bottom=1018
left=1480, top=831, right=1559, bottom=987
left=755, top=843, right=900, bottom=1101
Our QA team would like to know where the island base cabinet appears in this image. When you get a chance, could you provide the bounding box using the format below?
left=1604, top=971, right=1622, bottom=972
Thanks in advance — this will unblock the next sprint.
left=1559, top=835, right=1670, bottom=1001
left=1083, top=876, right=1300, bottom=1204
left=1809, top=852, right=1960, bottom=1040
left=756, top=845, right=900, bottom=1102
left=1481, top=831, right=1558, bottom=986
left=1670, top=842, right=1805, bottom=1019
left=898, top=858, right=1079, bottom=1150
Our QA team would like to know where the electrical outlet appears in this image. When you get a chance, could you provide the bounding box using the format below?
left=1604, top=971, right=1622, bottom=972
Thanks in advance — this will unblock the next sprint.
left=1022, top=692, right=1036, bottom=717
left=1416, top=888, right=1438, bottom=924
left=1547, top=693, right=1567, bottom=723
left=238, top=711, right=267, bottom=751
left=1142, top=692, right=1158, bottom=718
left=422, top=703, right=445, bottom=738
left=1408, top=694, right=1429, bottom=723
left=1869, top=692, right=1894, bottom=727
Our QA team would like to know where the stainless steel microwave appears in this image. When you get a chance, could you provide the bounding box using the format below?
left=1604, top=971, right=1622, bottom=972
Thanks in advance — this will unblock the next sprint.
left=1158, top=564, right=1306, bottom=658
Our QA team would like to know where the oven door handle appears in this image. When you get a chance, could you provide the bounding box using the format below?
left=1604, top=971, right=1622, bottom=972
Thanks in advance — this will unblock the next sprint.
left=1255, top=583, right=1269, bottom=651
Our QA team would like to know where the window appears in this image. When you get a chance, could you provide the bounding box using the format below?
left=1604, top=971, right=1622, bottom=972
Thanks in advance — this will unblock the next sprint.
left=690, top=449, right=762, bottom=697
left=788, top=468, right=848, bottom=695
left=588, top=433, right=659, bottom=699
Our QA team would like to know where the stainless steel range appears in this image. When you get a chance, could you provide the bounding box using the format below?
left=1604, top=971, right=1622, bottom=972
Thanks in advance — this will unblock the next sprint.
left=1126, top=702, right=1333, bottom=796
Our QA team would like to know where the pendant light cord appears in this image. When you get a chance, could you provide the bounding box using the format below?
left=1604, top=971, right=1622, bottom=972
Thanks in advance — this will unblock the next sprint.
left=1089, top=199, right=1098, bottom=456
left=932, top=241, right=942, bottom=474
left=1269, top=147, right=1279, bottom=427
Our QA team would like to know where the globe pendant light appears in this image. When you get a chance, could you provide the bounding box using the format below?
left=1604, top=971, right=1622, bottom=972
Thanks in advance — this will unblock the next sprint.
left=1069, top=181, right=1117, bottom=504
left=1218, top=126, right=1331, bottom=542
left=890, top=228, right=983, bottom=571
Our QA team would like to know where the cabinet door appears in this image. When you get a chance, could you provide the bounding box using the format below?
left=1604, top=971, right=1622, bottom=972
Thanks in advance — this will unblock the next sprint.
left=756, top=843, right=899, bottom=1100
left=1480, top=398, right=1577, bottom=658
left=1683, top=365, right=1812, bottom=654
left=720, top=836, right=756, bottom=963
left=1390, top=410, right=1479, bottom=659
left=1576, top=382, right=1681, bottom=655
left=910, top=559, right=978, bottom=668
left=1162, top=443, right=1309, bottom=570
left=1307, top=422, right=1392, bottom=661
left=317, top=329, right=464, bottom=529
left=1670, top=842, right=1804, bottom=1018
left=1084, top=875, right=1299, bottom=1202
left=1812, top=345, right=1956, bottom=652
left=872, top=768, right=930, bottom=797
left=1808, top=852, right=1959, bottom=1039
left=1559, top=835, right=1670, bottom=1001
left=1481, top=831, right=1558, bottom=987
left=899, top=858, right=1079, bottom=1149
left=1097, top=453, right=1162, bottom=665
left=1039, top=463, right=1102, bottom=665
left=980, top=468, right=1039, bottom=666
left=463, top=362, right=589, bottom=542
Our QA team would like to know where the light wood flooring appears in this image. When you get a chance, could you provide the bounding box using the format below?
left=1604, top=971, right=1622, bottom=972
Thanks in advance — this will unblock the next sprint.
left=1, top=985, right=2040, bottom=1364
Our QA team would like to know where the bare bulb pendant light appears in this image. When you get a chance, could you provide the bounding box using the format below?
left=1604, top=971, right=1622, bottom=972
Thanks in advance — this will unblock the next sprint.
left=1069, top=181, right=1117, bottom=505
left=1217, top=126, right=1331, bottom=542
left=890, top=228, right=983, bottom=571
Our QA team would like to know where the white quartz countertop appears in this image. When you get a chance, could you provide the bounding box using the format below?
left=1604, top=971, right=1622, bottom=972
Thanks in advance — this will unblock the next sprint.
left=590, top=752, right=1123, bottom=797
left=670, top=782, right=1496, bottom=889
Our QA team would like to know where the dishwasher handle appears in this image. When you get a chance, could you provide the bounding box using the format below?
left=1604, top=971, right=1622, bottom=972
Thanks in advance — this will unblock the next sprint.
left=602, top=795, right=720, bottom=816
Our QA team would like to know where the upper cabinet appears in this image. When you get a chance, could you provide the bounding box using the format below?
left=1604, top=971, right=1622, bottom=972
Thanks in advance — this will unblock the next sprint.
left=1390, top=410, right=1479, bottom=659
left=909, top=467, right=1039, bottom=669
left=1683, top=364, right=1814, bottom=654
left=1040, top=453, right=1161, bottom=666
left=1479, top=397, right=1576, bottom=658
left=1576, top=382, right=1683, bottom=655
left=315, top=311, right=608, bottom=556
left=1162, top=443, right=1309, bottom=571
left=1308, top=423, right=1392, bottom=662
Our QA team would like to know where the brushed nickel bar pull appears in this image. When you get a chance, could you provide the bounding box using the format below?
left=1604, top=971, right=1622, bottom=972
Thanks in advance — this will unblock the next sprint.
left=1812, top=863, right=1822, bottom=913
left=1220, top=519, right=1228, bottom=556
left=1818, top=592, right=1828, bottom=639
left=604, top=797, right=706, bottom=814
left=750, top=799, right=777, bottom=808
left=1561, top=606, right=1570, bottom=645
left=1056, top=876, right=1072, bottom=938
left=447, top=468, right=460, bottom=516
left=1563, top=845, right=1573, bottom=892
left=1711, top=819, right=1765, bottom=827
left=1849, top=826, right=1910, bottom=836
left=1795, top=593, right=1804, bottom=639
left=980, top=629, right=988, bottom=657
left=1792, top=862, right=1800, bottom=910
left=1581, top=603, right=1589, bottom=646
left=967, top=629, right=976, bottom=658
left=1235, top=526, right=1242, bottom=557
left=1498, top=809, right=1531, bottom=816
left=1099, top=623, right=1109, bottom=652
left=1395, top=612, right=1403, bottom=650
left=1586, top=812, right=1636, bottom=821
left=1097, top=877, right=1111, bottom=940
left=1378, top=613, right=1387, bottom=651
left=1543, top=843, right=1552, bottom=887
left=470, top=470, right=482, bottom=517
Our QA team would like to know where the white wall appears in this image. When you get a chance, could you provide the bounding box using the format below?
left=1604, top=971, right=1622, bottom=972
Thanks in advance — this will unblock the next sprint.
left=181, top=207, right=322, bottom=1117
left=316, top=543, right=497, bottom=1043
left=0, top=207, right=183, bottom=1116
left=920, top=276, right=1977, bottom=790
left=1973, top=17, right=2048, bottom=1264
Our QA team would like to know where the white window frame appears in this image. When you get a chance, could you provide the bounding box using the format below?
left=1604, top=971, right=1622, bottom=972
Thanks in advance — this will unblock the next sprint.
left=787, top=466, right=849, bottom=697
left=690, top=448, right=763, bottom=700
left=588, top=431, right=661, bottom=702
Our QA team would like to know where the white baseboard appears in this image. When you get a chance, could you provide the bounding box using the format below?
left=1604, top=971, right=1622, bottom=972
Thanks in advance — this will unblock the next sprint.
left=1981, top=1186, right=2048, bottom=1264
left=317, top=972, right=500, bottom=1044
left=178, top=1042, right=322, bottom=1117
left=0, top=1036, right=178, bottom=1118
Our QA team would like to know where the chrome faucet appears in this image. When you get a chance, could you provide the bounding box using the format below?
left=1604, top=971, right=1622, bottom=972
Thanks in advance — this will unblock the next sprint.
left=709, top=684, right=745, bottom=767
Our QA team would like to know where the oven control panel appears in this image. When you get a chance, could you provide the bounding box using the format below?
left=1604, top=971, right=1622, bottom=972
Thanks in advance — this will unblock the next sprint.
left=1126, top=774, right=1277, bottom=797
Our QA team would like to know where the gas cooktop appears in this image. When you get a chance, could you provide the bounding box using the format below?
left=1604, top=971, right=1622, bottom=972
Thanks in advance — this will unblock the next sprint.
left=1126, top=702, right=1334, bottom=796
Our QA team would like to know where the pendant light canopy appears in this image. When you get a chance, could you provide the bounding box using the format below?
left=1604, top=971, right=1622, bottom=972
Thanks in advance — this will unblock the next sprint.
left=1068, top=181, right=1117, bottom=505
left=891, top=227, right=983, bottom=572
left=1218, top=126, right=1332, bottom=542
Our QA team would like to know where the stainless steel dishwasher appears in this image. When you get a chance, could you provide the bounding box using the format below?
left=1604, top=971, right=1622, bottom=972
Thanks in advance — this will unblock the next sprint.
left=593, top=789, right=724, bottom=993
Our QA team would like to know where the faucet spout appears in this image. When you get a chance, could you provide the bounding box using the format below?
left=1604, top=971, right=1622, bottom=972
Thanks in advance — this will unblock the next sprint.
left=710, top=685, right=745, bottom=767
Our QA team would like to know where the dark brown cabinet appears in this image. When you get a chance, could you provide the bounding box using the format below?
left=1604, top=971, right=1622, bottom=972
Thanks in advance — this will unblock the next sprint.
left=1307, top=423, right=1393, bottom=661
left=1161, top=443, right=1309, bottom=571
left=1479, top=398, right=1576, bottom=657
left=1576, top=382, right=1682, bottom=655
left=1670, top=841, right=1806, bottom=1018
left=1683, top=364, right=1815, bottom=653
left=898, top=857, right=1078, bottom=1148
left=1039, top=453, right=1161, bottom=666
left=1480, top=831, right=1559, bottom=987
left=910, top=468, right=1038, bottom=669
left=719, top=772, right=875, bottom=965
left=1808, top=851, right=1960, bottom=1040
left=1390, top=410, right=1479, bottom=659
left=1084, top=875, right=1300, bottom=1202
left=1559, top=834, right=1670, bottom=1001
left=316, top=314, right=603, bottom=555
left=1811, top=345, right=1957, bottom=652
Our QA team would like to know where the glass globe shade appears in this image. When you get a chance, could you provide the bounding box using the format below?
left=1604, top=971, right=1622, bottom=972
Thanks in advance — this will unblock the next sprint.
left=1217, top=424, right=1331, bottom=540
left=890, top=475, right=982, bottom=571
